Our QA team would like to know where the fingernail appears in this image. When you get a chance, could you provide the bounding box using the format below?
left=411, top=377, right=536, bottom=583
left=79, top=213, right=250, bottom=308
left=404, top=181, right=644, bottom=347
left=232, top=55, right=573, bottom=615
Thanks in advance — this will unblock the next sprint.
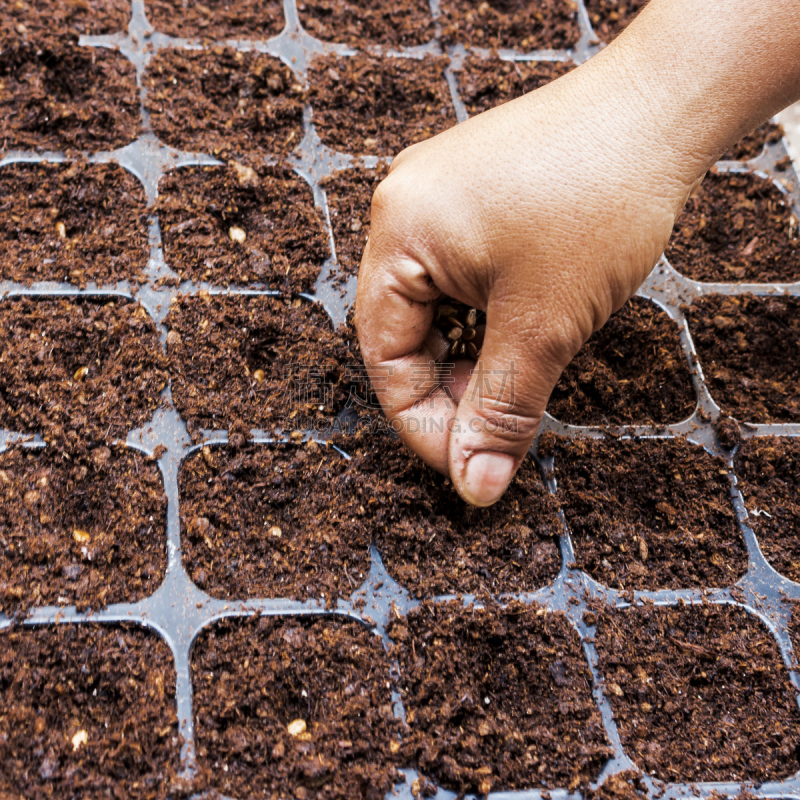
left=461, top=451, right=516, bottom=507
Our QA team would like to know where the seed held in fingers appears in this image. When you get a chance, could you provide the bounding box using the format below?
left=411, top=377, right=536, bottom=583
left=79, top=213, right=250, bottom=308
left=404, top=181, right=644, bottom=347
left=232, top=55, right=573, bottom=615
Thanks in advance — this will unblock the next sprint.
left=462, top=327, right=476, bottom=341
left=447, top=326, right=463, bottom=341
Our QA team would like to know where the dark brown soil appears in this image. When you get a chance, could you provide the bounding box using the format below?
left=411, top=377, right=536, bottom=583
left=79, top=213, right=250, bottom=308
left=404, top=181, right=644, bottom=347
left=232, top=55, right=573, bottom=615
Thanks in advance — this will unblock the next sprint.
left=388, top=598, right=612, bottom=796
left=547, top=297, right=696, bottom=426
left=0, top=0, right=130, bottom=36
left=308, top=54, right=456, bottom=157
left=192, top=615, right=403, bottom=800
left=165, top=294, right=360, bottom=436
left=587, top=771, right=648, bottom=800
left=144, top=47, right=305, bottom=159
left=551, top=437, right=746, bottom=590
left=684, top=294, right=800, bottom=422
left=0, top=36, right=141, bottom=154
left=157, top=163, right=328, bottom=290
left=584, top=0, right=648, bottom=42
left=723, top=121, right=785, bottom=161
left=345, top=432, right=562, bottom=598
left=593, top=602, right=800, bottom=782
left=321, top=164, right=387, bottom=290
left=0, top=297, right=168, bottom=447
left=143, top=0, right=284, bottom=39
left=0, top=624, right=179, bottom=800
left=666, top=172, right=800, bottom=283
left=0, top=445, right=166, bottom=614
left=298, top=0, right=435, bottom=47
left=180, top=441, right=370, bottom=604
left=734, top=436, right=800, bottom=583
left=439, top=0, right=581, bottom=50
left=0, top=161, right=148, bottom=287
left=456, top=55, right=574, bottom=116
left=790, top=601, right=800, bottom=667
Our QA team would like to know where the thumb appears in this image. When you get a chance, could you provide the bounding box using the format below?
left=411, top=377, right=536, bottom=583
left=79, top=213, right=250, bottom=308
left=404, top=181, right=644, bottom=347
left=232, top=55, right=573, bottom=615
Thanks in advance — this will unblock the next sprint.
left=448, top=299, right=577, bottom=506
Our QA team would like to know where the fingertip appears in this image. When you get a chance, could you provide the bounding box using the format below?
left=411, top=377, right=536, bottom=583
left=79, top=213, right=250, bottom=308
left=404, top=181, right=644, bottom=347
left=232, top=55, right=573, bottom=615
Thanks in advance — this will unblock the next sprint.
left=457, top=450, right=516, bottom=507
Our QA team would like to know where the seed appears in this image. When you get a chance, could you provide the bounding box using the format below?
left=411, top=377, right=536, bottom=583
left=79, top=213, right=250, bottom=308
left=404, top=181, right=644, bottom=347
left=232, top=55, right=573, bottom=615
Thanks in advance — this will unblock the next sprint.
left=166, top=330, right=181, bottom=348
left=269, top=525, right=282, bottom=538
left=230, top=160, right=258, bottom=186
left=466, top=308, right=477, bottom=327
left=462, top=327, right=476, bottom=341
left=287, top=719, right=307, bottom=737
left=71, top=730, right=88, bottom=751
left=253, top=369, right=265, bottom=384
left=229, top=226, right=247, bottom=244
left=466, top=342, right=479, bottom=360
left=73, top=529, right=91, bottom=544
left=389, top=740, right=401, bottom=754
left=55, top=221, right=66, bottom=239
left=638, top=539, right=648, bottom=561
left=349, top=219, right=362, bottom=233
left=446, top=326, right=463, bottom=341
left=608, top=682, right=623, bottom=697
left=73, top=366, right=88, bottom=381
left=363, top=137, right=377, bottom=149
left=436, top=304, right=457, bottom=320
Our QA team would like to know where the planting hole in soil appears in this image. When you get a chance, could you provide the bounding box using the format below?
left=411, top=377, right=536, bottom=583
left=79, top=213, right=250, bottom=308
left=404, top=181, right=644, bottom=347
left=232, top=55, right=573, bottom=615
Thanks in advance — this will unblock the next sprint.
left=666, top=171, right=800, bottom=283
left=191, top=615, right=403, bottom=800
left=347, top=432, right=562, bottom=598
left=684, top=294, right=800, bottom=422
left=0, top=161, right=149, bottom=287
left=157, top=163, right=329, bottom=290
left=547, top=297, right=696, bottom=426
left=550, top=436, right=746, bottom=590
left=180, top=441, right=370, bottom=604
left=297, top=0, right=435, bottom=47
left=735, top=436, right=800, bottom=583
left=143, top=0, right=285, bottom=39
left=0, top=445, right=167, bottom=614
left=388, top=598, right=613, bottom=796
left=0, top=624, right=179, bottom=799
left=593, top=602, right=800, bottom=782
left=308, top=53, right=456, bottom=157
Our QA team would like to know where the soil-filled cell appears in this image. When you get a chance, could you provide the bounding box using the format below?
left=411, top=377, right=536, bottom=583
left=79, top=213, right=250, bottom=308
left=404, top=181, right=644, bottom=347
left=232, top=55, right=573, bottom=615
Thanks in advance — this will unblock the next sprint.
left=298, top=0, right=435, bottom=46
left=593, top=603, right=800, bottom=782
left=0, top=0, right=129, bottom=36
left=347, top=432, right=562, bottom=598
left=547, top=297, right=696, bottom=426
left=0, top=445, right=166, bottom=614
left=552, top=437, right=746, bottom=590
left=144, top=47, right=305, bottom=158
left=308, top=53, right=456, bottom=157
left=666, top=172, right=800, bottom=283
left=165, top=295, right=360, bottom=434
left=439, top=0, right=581, bottom=50
left=0, top=37, right=140, bottom=154
left=0, top=297, right=168, bottom=446
left=735, top=436, right=800, bottom=582
left=0, top=624, right=179, bottom=799
left=192, top=616, right=403, bottom=800
left=144, top=0, right=284, bottom=38
left=321, top=164, right=387, bottom=290
left=388, top=599, right=612, bottom=795
left=0, top=161, right=148, bottom=287
left=157, top=163, right=328, bottom=290
left=180, top=442, right=370, bottom=603
left=584, top=0, right=647, bottom=42
left=685, top=294, right=800, bottom=422
left=456, top=55, right=574, bottom=116
left=723, top=121, right=785, bottom=161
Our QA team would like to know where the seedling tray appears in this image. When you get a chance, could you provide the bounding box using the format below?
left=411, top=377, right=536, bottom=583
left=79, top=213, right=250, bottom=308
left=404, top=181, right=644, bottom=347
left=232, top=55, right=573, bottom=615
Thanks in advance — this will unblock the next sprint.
left=2, top=0, right=800, bottom=798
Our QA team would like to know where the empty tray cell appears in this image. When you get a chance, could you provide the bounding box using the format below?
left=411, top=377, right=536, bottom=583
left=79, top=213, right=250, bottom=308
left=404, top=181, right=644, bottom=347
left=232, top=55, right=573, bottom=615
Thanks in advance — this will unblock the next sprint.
left=165, top=294, right=360, bottom=434
left=157, top=163, right=328, bottom=290
left=547, top=297, right=696, bottom=426
left=144, top=47, right=305, bottom=159
left=0, top=445, right=167, bottom=613
left=308, top=53, right=456, bottom=157
left=0, top=38, right=140, bottom=154
left=388, top=599, right=612, bottom=795
left=0, top=161, right=148, bottom=287
left=0, top=624, right=179, bottom=799
left=0, top=0, right=130, bottom=36
left=593, top=603, right=800, bottom=782
left=456, top=55, right=574, bottom=116
left=666, top=172, right=800, bottom=283
left=192, top=615, right=403, bottom=799
left=297, top=0, right=435, bottom=47
left=685, top=294, right=800, bottom=422
left=320, top=164, right=387, bottom=290
left=584, top=0, right=647, bottom=42
left=735, top=436, right=800, bottom=583
left=552, top=437, right=746, bottom=590
left=722, top=121, right=785, bottom=161
left=349, top=433, right=562, bottom=598
left=0, top=297, right=168, bottom=445
left=144, top=0, right=284, bottom=39
left=439, top=0, right=580, bottom=49
left=180, top=441, right=370, bottom=603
